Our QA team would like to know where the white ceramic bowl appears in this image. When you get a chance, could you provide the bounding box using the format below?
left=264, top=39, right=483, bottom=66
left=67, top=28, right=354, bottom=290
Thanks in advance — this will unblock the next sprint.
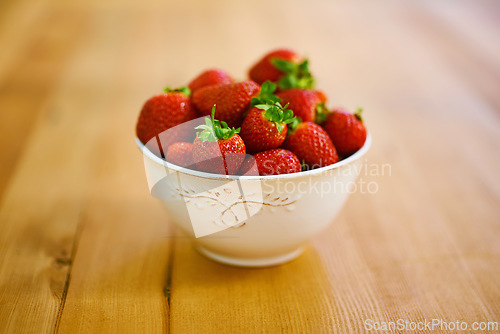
left=137, top=133, right=371, bottom=267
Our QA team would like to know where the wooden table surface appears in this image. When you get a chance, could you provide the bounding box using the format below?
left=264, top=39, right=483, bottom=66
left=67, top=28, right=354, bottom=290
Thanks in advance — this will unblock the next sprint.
left=1, top=0, right=500, bottom=333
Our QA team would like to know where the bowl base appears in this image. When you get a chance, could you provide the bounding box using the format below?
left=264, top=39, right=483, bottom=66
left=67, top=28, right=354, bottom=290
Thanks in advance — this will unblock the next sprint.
left=195, top=245, right=304, bottom=268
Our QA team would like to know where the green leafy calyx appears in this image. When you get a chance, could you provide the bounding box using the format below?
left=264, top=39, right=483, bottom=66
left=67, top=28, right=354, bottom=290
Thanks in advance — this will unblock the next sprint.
left=271, top=58, right=315, bottom=90
left=315, top=102, right=330, bottom=124
left=287, top=116, right=301, bottom=132
left=256, top=102, right=298, bottom=133
left=164, top=86, right=191, bottom=97
left=354, top=108, right=364, bottom=122
left=301, top=159, right=308, bottom=171
left=251, top=81, right=281, bottom=107
left=195, top=105, right=240, bottom=142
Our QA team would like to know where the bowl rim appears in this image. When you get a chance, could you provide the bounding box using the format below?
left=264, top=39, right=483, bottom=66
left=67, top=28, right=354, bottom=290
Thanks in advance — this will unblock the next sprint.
left=136, top=132, right=371, bottom=181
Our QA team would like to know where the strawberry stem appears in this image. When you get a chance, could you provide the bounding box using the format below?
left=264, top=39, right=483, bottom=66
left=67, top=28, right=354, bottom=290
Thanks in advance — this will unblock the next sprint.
left=300, top=159, right=308, bottom=171
left=354, top=108, right=364, bottom=122
left=164, top=86, right=191, bottom=97
left=315, top=102, right=330, bottom=124
left=195, top=105, right=240, bottom=142
left=251, top=81, right=281, bottom=107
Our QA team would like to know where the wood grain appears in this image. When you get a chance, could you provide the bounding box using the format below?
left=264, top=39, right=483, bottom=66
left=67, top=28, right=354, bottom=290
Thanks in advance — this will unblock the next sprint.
left=0, top=1, right=87, bottom=201
left=1, top=0, right=499, bottom=333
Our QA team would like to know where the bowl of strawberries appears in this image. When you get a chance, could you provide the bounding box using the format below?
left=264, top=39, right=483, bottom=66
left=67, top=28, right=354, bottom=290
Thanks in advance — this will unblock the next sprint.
left=136, top=49, right=371, bottom=267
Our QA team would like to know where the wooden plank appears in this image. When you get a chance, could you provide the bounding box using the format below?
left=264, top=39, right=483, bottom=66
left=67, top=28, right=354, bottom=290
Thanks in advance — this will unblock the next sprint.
left=0, top=5, right=86, bottom=201
left=169, top=239, right=346, bottom=333
left=0, top=0, right=48, bottom=83
left=0, top=7, right=95, bottom=334
left=0, top=58, right=98, bottom=333
left=54, top=129, right=171, bottom=334
left=405, top=0, right=500, bottom=112
left=53, top=5, right=194, bottom=333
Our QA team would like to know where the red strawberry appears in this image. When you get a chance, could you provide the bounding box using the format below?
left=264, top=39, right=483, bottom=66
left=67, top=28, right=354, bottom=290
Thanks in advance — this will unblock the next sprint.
left=248, top=48, right=314, bottom=90
left=277, top=88, right=328, bottom=123
left=188, top=68, right=234, bottom=93
left=166, top=142, right=193, bottom=168
left=284, top=121, right=338, bottom=169
left=136, top=87, right=196, bottom=154
left=240, top=82, right=297, bottom=153
left=192, top=80, right=260, bottom=128
left=322, top=108, right=367, bottom=157
left=192, top=106, right=246, bottom=175
left=239, top=149, right=301, bottom=176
